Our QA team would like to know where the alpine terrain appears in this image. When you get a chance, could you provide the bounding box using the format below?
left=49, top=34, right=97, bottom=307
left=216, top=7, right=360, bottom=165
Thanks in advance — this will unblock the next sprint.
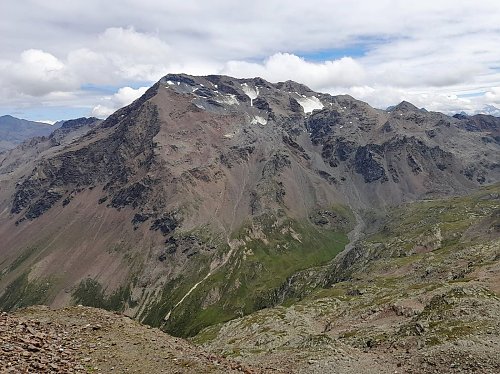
left=0, top=74, right=499, bottom=373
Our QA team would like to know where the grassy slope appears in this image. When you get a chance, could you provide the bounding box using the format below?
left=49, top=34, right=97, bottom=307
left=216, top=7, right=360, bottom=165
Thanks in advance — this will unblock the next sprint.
left=144, top=208, right=353, bottom=337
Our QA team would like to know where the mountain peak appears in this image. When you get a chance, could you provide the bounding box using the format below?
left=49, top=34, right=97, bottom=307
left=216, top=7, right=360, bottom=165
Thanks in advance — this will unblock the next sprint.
left=387, top=100, right=420, bottom=112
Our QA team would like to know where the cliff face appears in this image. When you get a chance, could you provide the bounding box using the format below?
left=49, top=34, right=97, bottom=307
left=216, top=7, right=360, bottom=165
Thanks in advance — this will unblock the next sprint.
left=0, top=74, right=498, bottom=337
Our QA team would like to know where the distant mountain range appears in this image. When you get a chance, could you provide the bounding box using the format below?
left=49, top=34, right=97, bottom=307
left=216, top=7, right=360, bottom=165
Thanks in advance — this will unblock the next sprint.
left=0, top=115, right=62, bottom=152
left=471, top=104, right=500, bottom=117
left=453, top=105, right=500, bottom=118
left=387, top=104, right=500, bottom=118
left=0, top=115, right=105, bottom=154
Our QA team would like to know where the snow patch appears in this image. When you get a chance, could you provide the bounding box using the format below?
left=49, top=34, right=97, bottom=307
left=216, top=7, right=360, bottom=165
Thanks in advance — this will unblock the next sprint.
left=297, top=96, right=324, bottom=114
left=166, top=80, right=174, bottom=85
left=251, top=116, right=267, bottom=126
left=241, top=83, right=259, bottom=106
left=217, top=94, right=239, bottom=106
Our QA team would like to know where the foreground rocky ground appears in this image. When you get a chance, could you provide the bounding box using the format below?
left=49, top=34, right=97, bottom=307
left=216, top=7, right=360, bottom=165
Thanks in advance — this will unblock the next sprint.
left=0, top=306, right=258, bottom=373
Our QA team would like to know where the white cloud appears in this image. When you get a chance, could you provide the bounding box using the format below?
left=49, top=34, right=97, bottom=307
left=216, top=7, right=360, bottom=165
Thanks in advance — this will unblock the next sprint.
left=91, top=86, right=149, bottom=118
left=37, top=120, right=57, bottom=125
left=67, top=48, right=116, bottom=85
left=91, top=105, right=115, bottom=118
left=330, top=85, right=477, bottom=113
left=0, top=49, right=78, bottom=97
left=485, top=87, right=500, bottom=105
left=65, top=27, right=176, bottom=85
left=223, top=53, right=365, bottom=89
left=93, top=27, right=174, bottom=82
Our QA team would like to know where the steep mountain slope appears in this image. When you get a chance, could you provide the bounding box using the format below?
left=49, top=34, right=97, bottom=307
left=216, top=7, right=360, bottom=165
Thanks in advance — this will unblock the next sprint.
left=0, top=115, right=61, bottom=152
left=0, top=74, right=498, bottom=338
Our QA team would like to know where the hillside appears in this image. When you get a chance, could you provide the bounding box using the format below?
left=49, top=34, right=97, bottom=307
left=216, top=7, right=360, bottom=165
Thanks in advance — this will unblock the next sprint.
left=0, top=74, right=498, bottom=339
left=1, top=183, right=498, bottom=373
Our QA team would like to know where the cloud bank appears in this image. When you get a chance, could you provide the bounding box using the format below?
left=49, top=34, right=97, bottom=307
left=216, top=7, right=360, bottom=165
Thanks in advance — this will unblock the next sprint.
left=1, top=1, right=500, bottom=119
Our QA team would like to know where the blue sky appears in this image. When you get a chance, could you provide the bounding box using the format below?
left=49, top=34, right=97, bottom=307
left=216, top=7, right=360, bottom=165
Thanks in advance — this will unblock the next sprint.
left=299, top=47, right=368, bottom=62
left=1, top=0, right=500, bottom=122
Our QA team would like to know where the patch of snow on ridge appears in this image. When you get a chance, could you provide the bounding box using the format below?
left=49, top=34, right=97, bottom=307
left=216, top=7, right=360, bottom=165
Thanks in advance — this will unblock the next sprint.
left=251, top=116, right=267, bottom=126
left=297, top=96, right=324, bottom=114
left=241, top=83, right=259, bottom=106
left=217, top=94, right=239, bottom=106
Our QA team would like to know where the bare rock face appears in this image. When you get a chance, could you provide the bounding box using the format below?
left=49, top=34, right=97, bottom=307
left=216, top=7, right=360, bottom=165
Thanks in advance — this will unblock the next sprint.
left=0, top=74, right=498, bottom=338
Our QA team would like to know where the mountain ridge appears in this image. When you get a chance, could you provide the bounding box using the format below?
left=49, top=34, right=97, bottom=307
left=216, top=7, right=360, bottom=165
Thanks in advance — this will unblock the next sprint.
left=0, top=115, right=62, bottom=153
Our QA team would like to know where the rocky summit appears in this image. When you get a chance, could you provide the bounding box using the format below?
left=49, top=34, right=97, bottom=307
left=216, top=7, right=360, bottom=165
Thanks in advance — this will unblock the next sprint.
left=0, top=74, right=499, bottom=372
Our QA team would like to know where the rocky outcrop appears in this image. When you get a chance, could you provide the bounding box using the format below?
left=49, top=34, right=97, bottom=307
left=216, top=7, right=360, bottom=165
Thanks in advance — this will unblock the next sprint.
left=10, top=102, right=161, bottom=220
left=354, top=145, right=388, bottom=183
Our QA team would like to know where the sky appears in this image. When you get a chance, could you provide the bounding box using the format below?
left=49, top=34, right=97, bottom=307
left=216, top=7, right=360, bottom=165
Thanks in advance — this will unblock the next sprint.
left=1, top=0, right=500, bottom=123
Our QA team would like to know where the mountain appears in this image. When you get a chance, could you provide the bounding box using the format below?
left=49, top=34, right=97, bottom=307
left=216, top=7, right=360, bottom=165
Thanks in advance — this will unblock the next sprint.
left=0, top=74, right=498, bottom=341
left=475, top=104, right=500, bottom=117
left=0, top=115, right=62, bottom=153
left=0, top=117, right=102, bottom=175
left=453, top=105, right=500, bottom=119
left=2, top=186, right=498, bottom=374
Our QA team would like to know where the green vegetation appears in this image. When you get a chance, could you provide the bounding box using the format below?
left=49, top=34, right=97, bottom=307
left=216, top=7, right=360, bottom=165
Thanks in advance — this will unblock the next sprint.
left=0, top=272, right=52, bottom=311
left=8, top=246, right=38, bottom=272
left=72, top=278, right=132, bottom=312
left=192, top=184, right=500, bottom=352
left=157, top=208, right=352, bottom=337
